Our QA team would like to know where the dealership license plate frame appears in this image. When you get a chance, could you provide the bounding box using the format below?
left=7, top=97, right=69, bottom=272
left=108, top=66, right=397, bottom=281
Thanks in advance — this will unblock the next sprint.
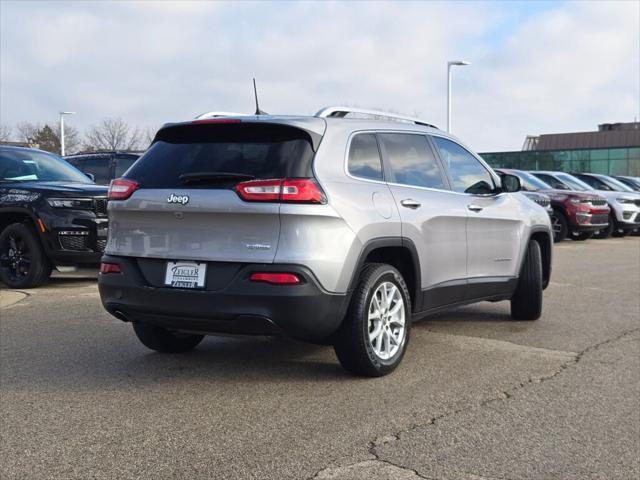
left=164, top=261, right=207, bottom=289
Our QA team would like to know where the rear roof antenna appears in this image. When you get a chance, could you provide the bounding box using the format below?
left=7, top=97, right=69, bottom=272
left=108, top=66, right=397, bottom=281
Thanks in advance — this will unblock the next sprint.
left=253, top=78, right=268, bottom=115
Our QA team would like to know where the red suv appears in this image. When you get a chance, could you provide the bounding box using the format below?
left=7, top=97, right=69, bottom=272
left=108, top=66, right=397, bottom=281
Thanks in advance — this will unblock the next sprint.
left=496, top=169, right=610, bottom=242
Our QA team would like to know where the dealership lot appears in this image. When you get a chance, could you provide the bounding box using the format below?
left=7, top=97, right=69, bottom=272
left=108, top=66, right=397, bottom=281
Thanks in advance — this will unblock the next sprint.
left=1, top=238, right=638, bottom=480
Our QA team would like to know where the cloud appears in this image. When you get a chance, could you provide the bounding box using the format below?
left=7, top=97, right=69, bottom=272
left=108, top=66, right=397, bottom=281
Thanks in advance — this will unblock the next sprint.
left=0, top=0, right=638, bottom=152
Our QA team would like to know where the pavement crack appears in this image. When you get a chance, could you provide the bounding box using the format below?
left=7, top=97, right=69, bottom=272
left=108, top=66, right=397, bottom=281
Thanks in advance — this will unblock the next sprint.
left=365, top=328, right=640, bottom=473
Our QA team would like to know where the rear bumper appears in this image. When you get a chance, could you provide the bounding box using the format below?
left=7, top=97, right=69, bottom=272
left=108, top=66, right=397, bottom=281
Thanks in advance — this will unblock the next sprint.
left=98, top=255, right=349, bottom=341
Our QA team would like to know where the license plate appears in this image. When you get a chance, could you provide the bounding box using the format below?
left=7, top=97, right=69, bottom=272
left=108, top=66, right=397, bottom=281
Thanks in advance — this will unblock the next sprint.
left=164, top=261, right=206, bottom=289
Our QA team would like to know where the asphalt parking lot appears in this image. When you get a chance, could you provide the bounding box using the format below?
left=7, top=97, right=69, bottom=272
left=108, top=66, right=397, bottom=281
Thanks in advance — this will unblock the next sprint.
left=1, top=238, right=639, bottom=480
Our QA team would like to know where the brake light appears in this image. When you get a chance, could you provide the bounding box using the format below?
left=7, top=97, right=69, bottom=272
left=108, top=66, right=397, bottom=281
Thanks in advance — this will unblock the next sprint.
left=100, top=262, right=121, bottom=274
left=108, top=178, right=139, bottom=201
left=192, top=119, right=242, bottom=125
left=250, top=272, right=301, bottom=285
left=235, top=178, right=326, bottom=204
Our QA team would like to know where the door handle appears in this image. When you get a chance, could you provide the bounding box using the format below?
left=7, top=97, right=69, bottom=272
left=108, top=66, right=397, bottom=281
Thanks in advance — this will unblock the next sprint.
left=467, top=204, right=484, bottom=212
left=401, top=199, right=421, bottom=209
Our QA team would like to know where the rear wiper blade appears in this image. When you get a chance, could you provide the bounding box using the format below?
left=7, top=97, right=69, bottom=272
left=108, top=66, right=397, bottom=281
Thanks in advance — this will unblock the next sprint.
left=179, top=172, right=255, bottom=185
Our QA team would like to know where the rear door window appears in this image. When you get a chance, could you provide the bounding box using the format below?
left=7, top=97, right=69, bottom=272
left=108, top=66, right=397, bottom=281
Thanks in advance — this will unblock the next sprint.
left=347, top=133, right=383, bottom=181
left=379, top=133, right=445, bottom=189
left=83, top=157, right=112, bottom=184
left=125, top=123, right=316, bottom=188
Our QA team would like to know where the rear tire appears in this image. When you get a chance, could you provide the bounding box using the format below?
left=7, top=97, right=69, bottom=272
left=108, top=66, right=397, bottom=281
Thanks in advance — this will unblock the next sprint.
left=0, top=223, right=51, bottom=288
left=132, top=323, right=204, bottom=353
left=551, top=211, right=568, bottom=242
left=333, top=263, right=411, bottom=377
left=570, top=231, right=593, bottom=241
left=510, top=240, right=542, bottom=321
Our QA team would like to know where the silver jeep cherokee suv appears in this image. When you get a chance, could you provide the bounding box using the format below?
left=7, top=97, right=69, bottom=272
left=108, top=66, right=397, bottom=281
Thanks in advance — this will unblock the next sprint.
left=99, top=107, right=552, bottom=376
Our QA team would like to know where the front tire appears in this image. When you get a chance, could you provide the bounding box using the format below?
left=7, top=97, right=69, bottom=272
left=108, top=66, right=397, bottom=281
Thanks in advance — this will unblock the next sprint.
left=333, top=263, right=411, bottom=377
left=133, top=323, right=204, bottom=353
left=551, top=211, right=568, bottom=242
left=510, top=240, right=542, bottom=321
left=0, top=223, right=51, bottom=288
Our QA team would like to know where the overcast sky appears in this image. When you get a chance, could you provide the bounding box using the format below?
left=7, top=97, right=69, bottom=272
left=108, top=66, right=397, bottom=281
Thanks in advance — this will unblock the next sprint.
left=1, top=0, right=638, bottom=152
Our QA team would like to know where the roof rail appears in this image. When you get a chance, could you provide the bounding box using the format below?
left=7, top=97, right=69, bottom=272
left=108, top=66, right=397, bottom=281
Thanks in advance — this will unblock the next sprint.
left=195, top=111, right=249, bottom=120
left=315, top=106, right=438, bottom=129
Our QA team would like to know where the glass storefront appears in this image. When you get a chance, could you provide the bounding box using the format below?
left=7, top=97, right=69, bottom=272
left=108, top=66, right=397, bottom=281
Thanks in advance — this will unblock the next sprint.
left=480, top=147, right=640, bottom=176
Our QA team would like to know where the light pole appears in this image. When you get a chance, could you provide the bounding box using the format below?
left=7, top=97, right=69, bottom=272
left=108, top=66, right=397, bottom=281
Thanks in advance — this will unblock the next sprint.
left=59, top=111, right=76, bottom=156
left=446, top=60, right=470, bottom=133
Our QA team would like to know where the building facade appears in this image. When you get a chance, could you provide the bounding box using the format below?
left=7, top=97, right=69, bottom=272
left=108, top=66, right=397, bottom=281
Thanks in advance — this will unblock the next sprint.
left=480, top=122, right=640, bottom=176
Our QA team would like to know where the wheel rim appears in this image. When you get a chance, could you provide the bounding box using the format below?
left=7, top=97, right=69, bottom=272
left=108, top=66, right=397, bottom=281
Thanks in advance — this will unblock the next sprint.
left=367, top=281, right=406, bottom=360
left=551, top=215, right=562, bottom=236
left=0, top=234, right=31, bottom=283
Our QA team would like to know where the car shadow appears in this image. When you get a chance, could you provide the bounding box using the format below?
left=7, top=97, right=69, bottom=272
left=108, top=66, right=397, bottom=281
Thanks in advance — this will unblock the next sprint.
left=421, top=304, right=514, bottom=324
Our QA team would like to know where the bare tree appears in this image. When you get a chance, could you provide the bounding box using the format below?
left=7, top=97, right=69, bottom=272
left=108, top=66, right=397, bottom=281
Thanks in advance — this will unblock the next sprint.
left=84, top=117, right=141, bottom=151
left=52, top=124, right=81, bottom=155
left=141, top=125, right=160, bottom=150
left=0, top=123, right=12, bottom=142
left=16, top=122, right=39, bottom=143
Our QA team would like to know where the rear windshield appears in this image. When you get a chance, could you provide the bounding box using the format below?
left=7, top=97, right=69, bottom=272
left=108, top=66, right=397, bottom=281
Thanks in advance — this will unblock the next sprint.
left=125, top=123, right=316, bottom=188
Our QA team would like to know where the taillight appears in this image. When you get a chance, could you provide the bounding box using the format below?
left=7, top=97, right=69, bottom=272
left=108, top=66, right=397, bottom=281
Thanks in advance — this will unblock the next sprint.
left=236, top=179, right=282, bottom=202
left=250, top=272, right=301, bottom=285
left=108, top=178, right=139, bottom=201
left=235, top=178, right=326, bottom=204
left=100, top=262, right=121, bottom=274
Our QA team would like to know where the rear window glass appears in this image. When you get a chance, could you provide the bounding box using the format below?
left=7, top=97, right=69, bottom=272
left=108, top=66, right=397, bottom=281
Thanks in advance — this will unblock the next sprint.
left=125, top=123, right=316, bottom=188
left=348, top=133, right=383, bottom=181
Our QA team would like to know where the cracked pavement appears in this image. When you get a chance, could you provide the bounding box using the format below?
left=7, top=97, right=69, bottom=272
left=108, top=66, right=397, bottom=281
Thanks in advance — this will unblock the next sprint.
left=1, top=238, right=639, bottom=479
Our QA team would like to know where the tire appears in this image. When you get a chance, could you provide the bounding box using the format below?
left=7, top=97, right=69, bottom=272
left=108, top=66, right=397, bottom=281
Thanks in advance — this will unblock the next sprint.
left=570, top=231, right=593, bottom=241
left=510, top=240, right=542, bottom=321
left=551, top=211, right=568, bottom=243
left=593, top=214, right=614, bottom=239
left=0, top=223, right=51, bottom=288
left=333, top=263, right=412, bottom=377
left=132, top=322, right=204, bottom=353
left=611, top=229, right=629, bottom=238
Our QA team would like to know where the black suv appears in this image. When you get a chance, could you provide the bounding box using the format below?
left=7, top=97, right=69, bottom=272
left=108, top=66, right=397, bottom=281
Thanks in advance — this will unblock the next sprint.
left=0, top=146, right=108, bottom=288
left=65, top=152, right=141, bottom=185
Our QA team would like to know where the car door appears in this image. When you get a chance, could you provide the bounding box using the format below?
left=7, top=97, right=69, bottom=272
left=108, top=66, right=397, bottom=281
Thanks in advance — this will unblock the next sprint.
left=431, top=136, right=523, bottom=295
left=379, top=132, right=469, bottom=310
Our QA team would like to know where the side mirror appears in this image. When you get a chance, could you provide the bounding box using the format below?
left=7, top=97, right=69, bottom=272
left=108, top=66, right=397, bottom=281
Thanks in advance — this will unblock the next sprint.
left=85, top=172, right=95, bottom=182
left=501, top=173, right=521, bottom=193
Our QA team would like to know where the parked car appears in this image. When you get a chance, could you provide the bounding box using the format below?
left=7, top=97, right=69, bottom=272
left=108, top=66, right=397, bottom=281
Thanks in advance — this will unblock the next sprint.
left=530, top=171, right=640, bottom=238
left=99, top=107, right=553, bottom=377
left=0, top=146, right=108, bottom=288
left=65, top=151, right=141, bottom=185
left=496, top=168, right=609, bottom=242
left=613, top=176, right=640, bottom=192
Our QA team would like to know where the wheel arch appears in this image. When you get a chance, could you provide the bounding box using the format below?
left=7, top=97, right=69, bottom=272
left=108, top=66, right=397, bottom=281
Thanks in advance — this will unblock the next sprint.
left=348, top=237, right=421, bottom=311
left=0, top=207, right=49, bottom=253
left=529, top=228, right=552, bottom=290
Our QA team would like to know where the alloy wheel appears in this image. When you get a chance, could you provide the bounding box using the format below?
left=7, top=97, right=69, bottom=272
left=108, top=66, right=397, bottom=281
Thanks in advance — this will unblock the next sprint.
left=0, top=234, right=31, bottom=283
left=367, top=281, right=406, bottom=360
